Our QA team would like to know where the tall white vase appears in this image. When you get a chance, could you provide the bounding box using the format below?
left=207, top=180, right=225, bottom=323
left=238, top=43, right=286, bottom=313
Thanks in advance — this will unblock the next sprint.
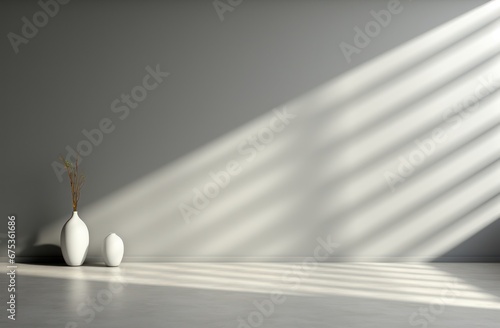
left=102, top=233, right=124, bottom=267
left=61, top=211, right=89, bottom=266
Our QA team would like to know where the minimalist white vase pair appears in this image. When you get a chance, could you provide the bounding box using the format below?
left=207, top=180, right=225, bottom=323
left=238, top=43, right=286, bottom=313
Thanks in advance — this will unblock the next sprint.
left=60, top=211, right=124, bottom=267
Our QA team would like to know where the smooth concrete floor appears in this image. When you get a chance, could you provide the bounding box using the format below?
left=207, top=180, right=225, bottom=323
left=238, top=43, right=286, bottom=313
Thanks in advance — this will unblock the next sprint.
left=1, top=263, right=499, bottom=327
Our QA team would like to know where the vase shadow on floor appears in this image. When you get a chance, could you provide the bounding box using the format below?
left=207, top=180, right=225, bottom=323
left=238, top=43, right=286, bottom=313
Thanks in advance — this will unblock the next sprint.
left=18, top=243, right=65, bottom=265
left=82, top=261, right=108, bottom=267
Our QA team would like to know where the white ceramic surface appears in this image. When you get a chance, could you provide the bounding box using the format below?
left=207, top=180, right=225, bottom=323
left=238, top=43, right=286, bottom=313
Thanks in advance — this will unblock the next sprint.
left=102, top=233, right=124, bottom=267
left=60, top=211, right=89, bottom=266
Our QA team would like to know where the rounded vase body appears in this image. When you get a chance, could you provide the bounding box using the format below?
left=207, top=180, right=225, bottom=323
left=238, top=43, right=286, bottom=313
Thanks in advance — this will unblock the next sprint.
left=61, top=211, right=89, bottom=266
left=102, top=233, right=124, bottom=267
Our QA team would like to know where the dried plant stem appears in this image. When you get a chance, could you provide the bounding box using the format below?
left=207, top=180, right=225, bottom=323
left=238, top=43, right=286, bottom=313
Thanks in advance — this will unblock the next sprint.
left=60, top=156, right=85, bottom=211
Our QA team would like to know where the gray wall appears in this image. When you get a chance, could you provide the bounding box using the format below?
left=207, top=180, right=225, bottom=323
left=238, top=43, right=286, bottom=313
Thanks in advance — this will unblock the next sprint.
left=1, top=0, right=498, bottom=262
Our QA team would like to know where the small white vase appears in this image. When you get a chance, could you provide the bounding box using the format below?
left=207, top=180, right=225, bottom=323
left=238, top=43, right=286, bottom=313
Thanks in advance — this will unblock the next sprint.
left=61, top=211, right=89, bottom=266
left=102, top=233, right=124, bottom=267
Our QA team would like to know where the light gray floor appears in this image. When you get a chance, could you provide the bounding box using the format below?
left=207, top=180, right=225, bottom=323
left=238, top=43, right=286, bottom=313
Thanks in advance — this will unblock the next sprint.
left=1, top=263, right=499, bottom=327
